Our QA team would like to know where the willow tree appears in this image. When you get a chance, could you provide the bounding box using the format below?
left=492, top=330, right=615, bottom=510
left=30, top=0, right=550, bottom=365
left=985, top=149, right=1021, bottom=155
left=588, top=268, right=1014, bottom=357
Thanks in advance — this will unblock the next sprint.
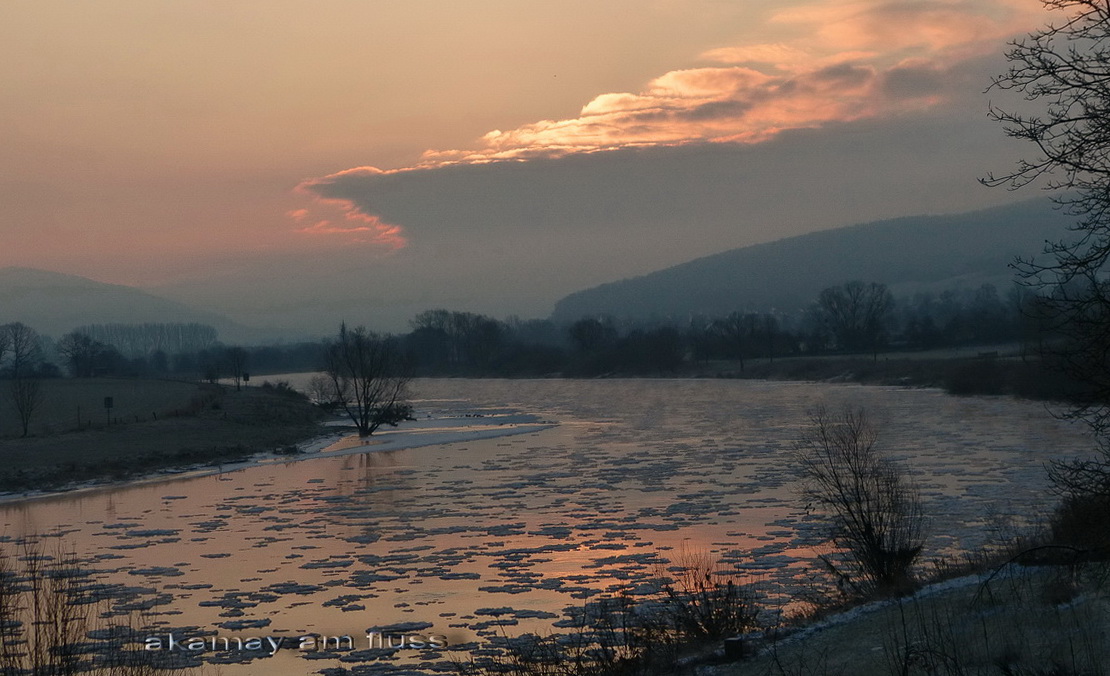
left=322, top=324, right=411, bottom=437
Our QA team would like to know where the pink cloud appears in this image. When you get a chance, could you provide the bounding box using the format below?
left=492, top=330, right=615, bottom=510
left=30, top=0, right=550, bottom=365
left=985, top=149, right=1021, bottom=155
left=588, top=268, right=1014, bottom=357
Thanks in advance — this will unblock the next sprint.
left=295, top=0, right=1043, bottom=232
left=700, top=43, right=814, bottom=68
left=771, top=0, right=1040, bottom=56
left=290, top=174, right=406, bottom=248
left=388, top=1, right=1037, bottom=172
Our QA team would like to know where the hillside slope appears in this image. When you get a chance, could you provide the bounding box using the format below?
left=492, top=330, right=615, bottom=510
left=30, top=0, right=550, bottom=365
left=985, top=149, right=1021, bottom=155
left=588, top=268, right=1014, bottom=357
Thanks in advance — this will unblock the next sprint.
left=0, top=267, right=261, bottom=341
left=551, top=198, right=1072, bottom=321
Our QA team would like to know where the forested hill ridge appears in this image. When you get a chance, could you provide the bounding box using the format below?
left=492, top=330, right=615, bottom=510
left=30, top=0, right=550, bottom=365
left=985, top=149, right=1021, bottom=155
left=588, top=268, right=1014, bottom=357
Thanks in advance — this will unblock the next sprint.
left=0, top=267, right=265, bottom=343
left=552, top=198, right=1072, bottom=322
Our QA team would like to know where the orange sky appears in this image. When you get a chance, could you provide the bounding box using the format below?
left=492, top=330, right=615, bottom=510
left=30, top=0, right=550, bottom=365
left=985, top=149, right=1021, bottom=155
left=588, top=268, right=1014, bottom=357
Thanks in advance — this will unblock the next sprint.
left=0, top=0, right=1048, bottom=308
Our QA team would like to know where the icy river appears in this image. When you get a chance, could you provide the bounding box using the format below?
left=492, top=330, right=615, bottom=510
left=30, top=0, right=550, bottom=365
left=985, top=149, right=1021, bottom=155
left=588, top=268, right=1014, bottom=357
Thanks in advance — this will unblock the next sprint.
left=0, top=378, right=1095, bottom=675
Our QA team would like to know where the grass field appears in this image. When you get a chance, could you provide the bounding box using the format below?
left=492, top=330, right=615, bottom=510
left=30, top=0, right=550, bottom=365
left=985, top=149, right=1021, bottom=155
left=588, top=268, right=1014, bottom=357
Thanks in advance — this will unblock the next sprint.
left=0, top=378, right=327, bottom=491
left=0, top=378, right=207, bottom=438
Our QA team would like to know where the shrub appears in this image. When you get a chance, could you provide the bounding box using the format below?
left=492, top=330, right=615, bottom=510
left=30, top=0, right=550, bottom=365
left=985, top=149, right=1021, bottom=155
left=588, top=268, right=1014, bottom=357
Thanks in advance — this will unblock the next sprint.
left=1047, top=444, right=1110, bottom=559
left=260, top=379, right=307, bottom=400
left=795, top=407, right=925, bottom=595
left=0, top=544, right=179, bottom=674
left=1049, top=492, right=1110, bottom=559
left=656, top=548, right=759, bottom=641
left=458, top=551, right=760, bottom=676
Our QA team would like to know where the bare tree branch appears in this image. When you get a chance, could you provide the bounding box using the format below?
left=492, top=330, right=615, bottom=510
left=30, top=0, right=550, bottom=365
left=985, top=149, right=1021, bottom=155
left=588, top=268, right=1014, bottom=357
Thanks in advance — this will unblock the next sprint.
left=323, top=324, right=412, bottom=437
left=795, top=407, right=925, bottom=594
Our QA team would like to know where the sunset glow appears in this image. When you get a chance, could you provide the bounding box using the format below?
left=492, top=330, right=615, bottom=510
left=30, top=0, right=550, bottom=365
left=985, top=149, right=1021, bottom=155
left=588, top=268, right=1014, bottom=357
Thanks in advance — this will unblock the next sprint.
left=0, top=0, right=1050, bottom=319
left=291, top=177, right=407, bottom=249
left=1, top=4, right=1102, bottom=673
left=293, top=0, right=1042, bottom=237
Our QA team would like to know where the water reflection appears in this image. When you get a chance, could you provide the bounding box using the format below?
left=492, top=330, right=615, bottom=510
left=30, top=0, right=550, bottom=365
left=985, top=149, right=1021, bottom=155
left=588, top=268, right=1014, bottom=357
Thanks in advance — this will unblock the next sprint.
left=0, top=379, right=1094, bottom=675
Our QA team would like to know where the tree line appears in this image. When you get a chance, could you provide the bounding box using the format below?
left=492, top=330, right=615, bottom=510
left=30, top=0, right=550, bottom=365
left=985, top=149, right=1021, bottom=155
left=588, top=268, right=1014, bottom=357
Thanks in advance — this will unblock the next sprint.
left=0, top=277, right=1072, bottom=438
left=0, top=281, right=1056, bottom=387
left=0, top=278, right=1086, bottom=441
left=394, top=281, right=1049, bottom=377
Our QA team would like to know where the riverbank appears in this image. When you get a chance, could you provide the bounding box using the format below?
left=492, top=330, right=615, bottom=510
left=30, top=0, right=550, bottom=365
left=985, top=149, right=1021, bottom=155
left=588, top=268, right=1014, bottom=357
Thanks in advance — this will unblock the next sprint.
left=688, top=351, right=1085, bottom=402
left=0, top=378, right=557, bottom=503
left=0, top=381, right=327, bottom=493
left=697, top=557, right=1110, bottom=675
left=0, top=377, right=1094, bottom=676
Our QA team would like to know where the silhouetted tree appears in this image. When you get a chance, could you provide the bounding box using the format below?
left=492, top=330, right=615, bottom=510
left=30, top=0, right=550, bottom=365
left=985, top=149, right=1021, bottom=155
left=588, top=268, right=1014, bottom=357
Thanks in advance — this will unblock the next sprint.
left=761, top=314, right=780, bottom=363
left=2, top=323, right=40, bottom=378
left=713, top=312, right=758, bottom=371
left=323, top=324, right=411, bottom=437
left=75, top=322, right=218, bottom=359
left=149, top=349, right=169, bottom=374
left=981, top=0, right=1110, bottom=509
left=969, top=284, right=1009, bottom=343
left=686, top=317, right=715, bottom=365
left=10, top=378, right=42, bottom=437
left=795, top=407, right=925, bottom=594
left=56, top=332, right=104, bottom=377
left=641, top=326, right=685, bottom=374
left=565, top=317, right=620, bottom=375
left=1013, top=288, right=1054, bottom=363
left=461, top=314, right=504, bottom=369
left=1, top=324, right=44, bottom=438
left=225, top=347, right=248, bottom=391
left=817, top=281, right=894, bottom=359
left=984, top=0, right=1110, bottom=434
left=613, top=326, right=685, bottom=374
left=197, top=347, right=223, bottom=384
left=568, top=318, right=617, bottom=353
left=505, top=317, right=563, bottom=346
left=410, top=309, right=506, bottom=370
left=405, top=325, right=452, bottom=372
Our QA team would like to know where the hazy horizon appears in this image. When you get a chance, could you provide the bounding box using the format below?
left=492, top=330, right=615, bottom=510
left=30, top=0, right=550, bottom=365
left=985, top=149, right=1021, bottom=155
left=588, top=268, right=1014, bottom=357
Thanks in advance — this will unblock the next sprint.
left=2, top=0, right=1054, bottom=328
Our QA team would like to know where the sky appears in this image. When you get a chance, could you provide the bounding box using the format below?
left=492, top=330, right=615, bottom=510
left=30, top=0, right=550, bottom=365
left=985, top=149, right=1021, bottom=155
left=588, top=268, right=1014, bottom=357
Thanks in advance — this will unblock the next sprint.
left=0, top=0, right=1057, bottom=331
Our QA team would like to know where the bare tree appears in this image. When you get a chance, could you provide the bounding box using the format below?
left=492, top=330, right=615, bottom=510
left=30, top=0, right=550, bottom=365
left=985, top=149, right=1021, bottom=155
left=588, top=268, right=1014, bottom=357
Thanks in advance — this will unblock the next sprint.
left=762, top=313, right=779, bottom=363
left=225, top=346, right=248, bottom=391
left=410, top=309, right=506, bottom=369
left=56, top=332, right=105, bottom=377
left=686, top=317, right=714, bottom=366
left=817, top=281, right=893, bottom=360
left=3, top=323, right=40, bottom=378
left=0, top=331, right=7, bottom=437
left=74, top=322, right=218, bottom=359
left=10, top=378, right=42, bottom=438
left=323, top=324, right=411, bottom=437
left=306, top=373, right=339, bottom=406
left=197, top=346, right=223, bottom=384
left=568, top=317, right=617, bottom=353
left=0, top=544, right=170, bottom=675
left=2, top=324, right=43, bottom=438
left=983, top=1, right=1110, bottom=494
left=795, top=407, right=925, bottom=594
left=713, top=311, right=758, bottom=371
left=984, top=1, right=1110, bottom=429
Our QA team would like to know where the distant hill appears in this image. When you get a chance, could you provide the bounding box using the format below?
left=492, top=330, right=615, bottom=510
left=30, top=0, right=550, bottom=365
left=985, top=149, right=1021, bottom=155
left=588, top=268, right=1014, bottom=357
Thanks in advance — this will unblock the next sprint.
left=0, top=267, right=263, bottom=342
left=551, top=198, right=1074, bottom=322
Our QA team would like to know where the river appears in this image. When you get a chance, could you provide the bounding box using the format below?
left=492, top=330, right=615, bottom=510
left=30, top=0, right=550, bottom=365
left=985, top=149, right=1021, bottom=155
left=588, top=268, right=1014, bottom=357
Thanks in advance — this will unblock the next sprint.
left=0, top=378, right=1093, bottom=675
